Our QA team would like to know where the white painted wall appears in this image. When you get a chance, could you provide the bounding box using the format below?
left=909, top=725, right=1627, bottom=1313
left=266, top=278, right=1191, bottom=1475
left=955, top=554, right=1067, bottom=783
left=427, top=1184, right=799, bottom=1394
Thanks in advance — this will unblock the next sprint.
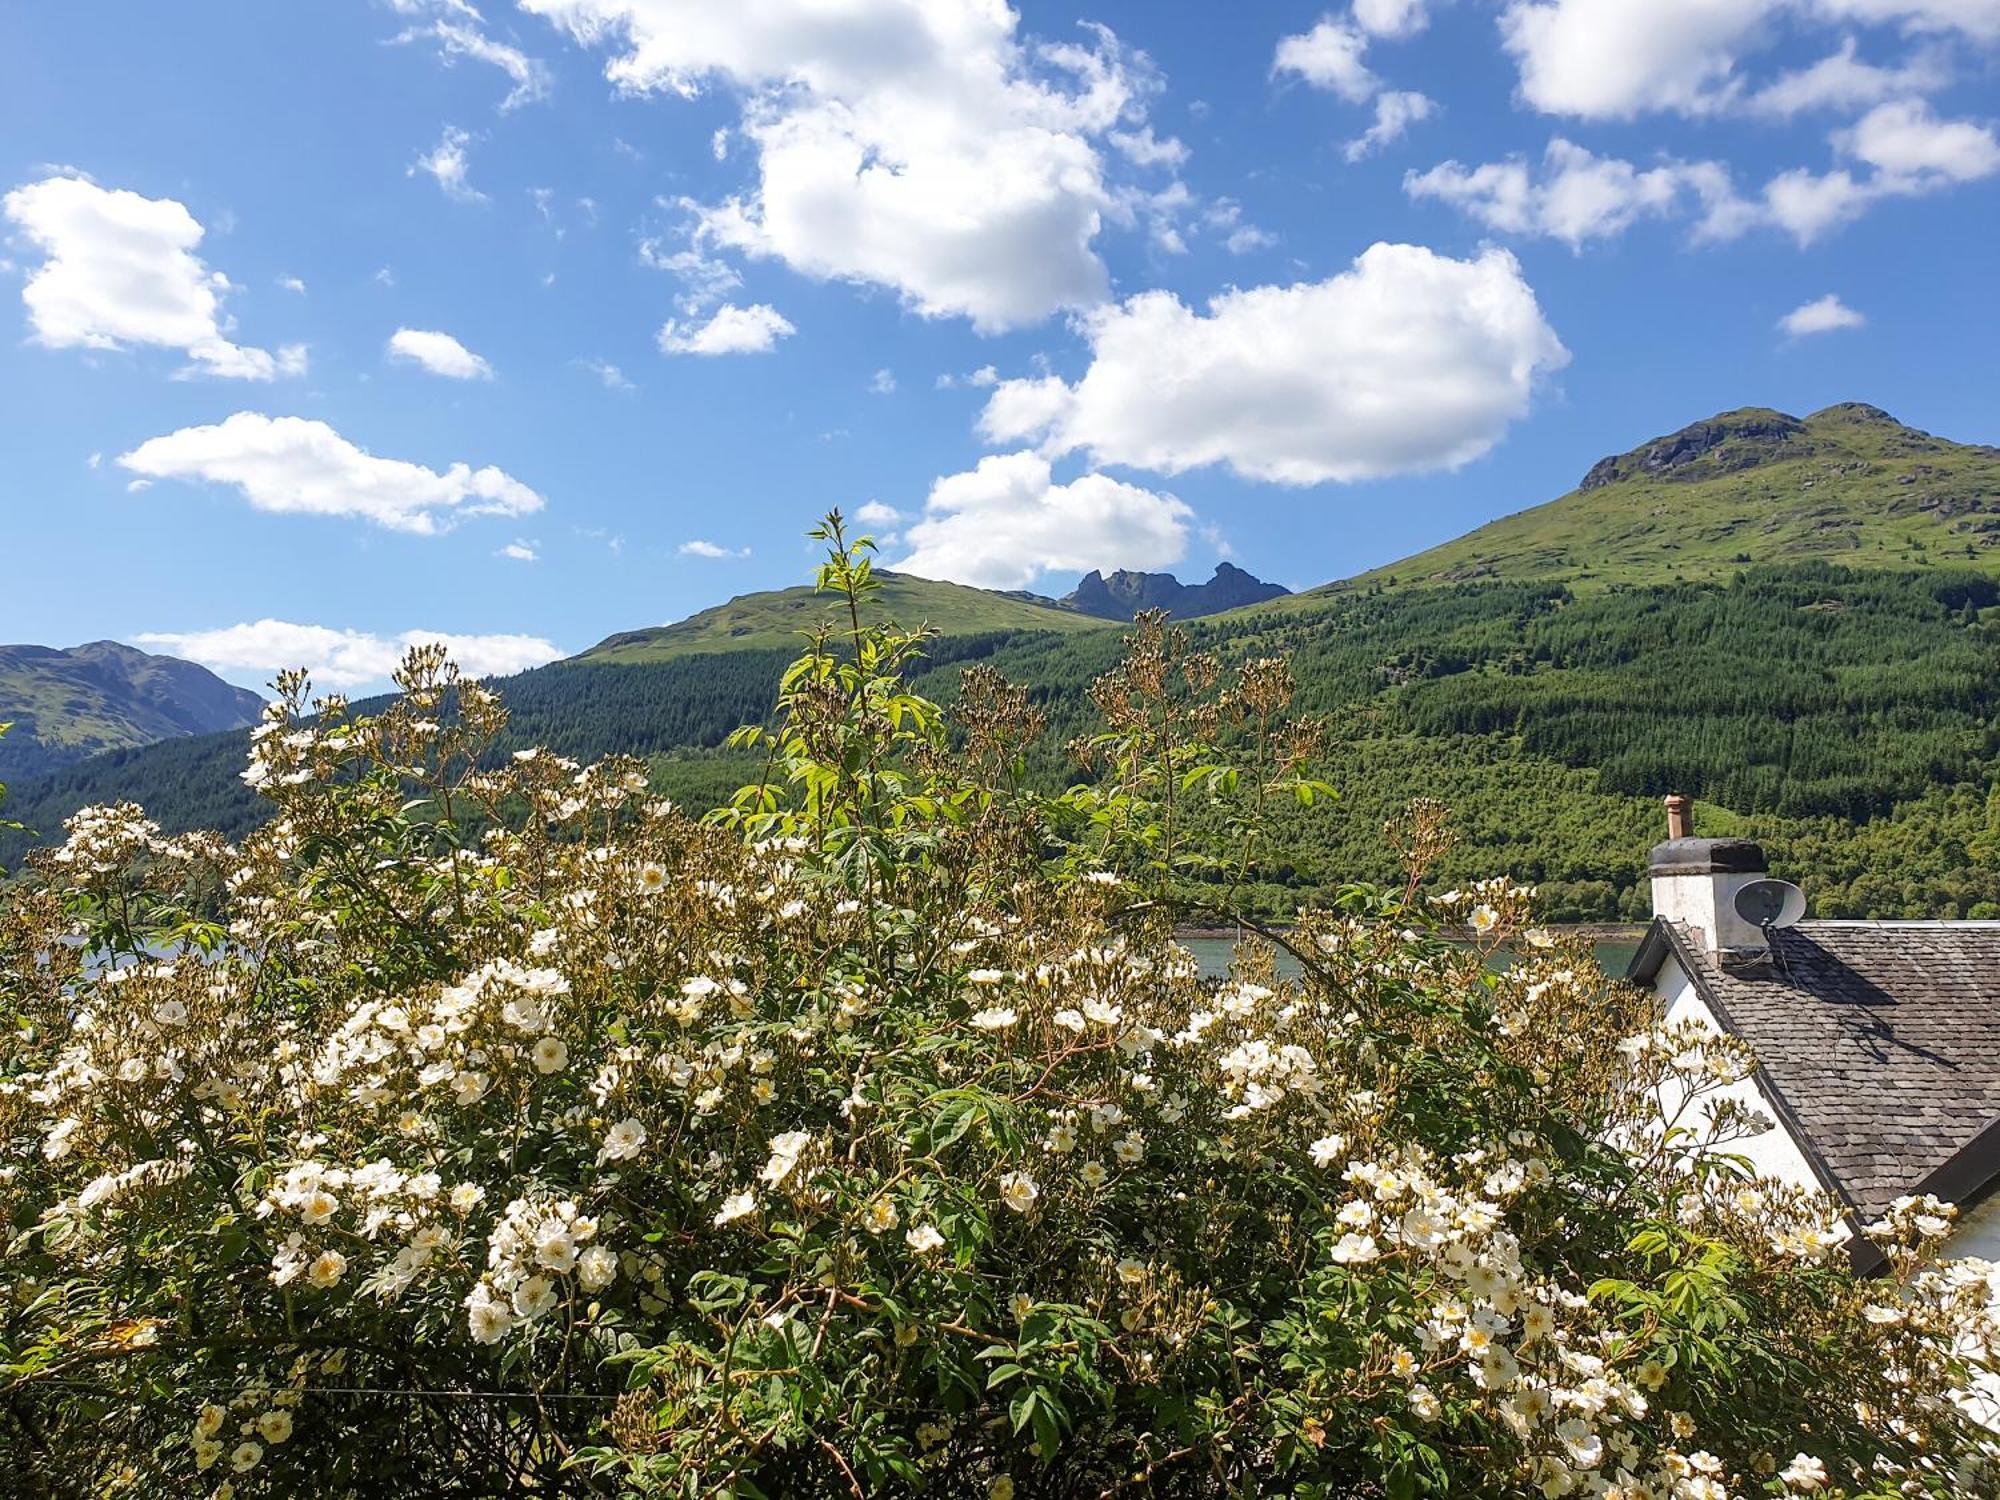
left=1950, top=1191, right=2000, bottom=1261
left=1651, top=868, right=1770, bottom=953
left=1651, top=955, right=1824, bottom=1193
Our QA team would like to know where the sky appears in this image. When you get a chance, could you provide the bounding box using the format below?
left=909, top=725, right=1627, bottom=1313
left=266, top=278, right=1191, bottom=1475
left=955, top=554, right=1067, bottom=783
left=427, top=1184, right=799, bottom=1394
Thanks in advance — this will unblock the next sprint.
left=1, top=0, right=1997, bottom=693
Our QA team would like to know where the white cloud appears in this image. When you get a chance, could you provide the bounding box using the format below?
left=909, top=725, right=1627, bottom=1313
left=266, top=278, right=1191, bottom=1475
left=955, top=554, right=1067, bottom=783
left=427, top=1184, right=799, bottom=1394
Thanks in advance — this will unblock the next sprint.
left=1273, top=16, right=1378, bottom=102
left=640, top=222, right=745, bottom=314
left=1764, top=99, right=2000, bottom=240
left=497, top=538, right=540, bottom=561
left=522, top=0, right=1171, bottom=332
left=894, top=451, right=1191, bottom=590
left=1204, top=199, right=1278, bottom=253
left=679, top=539, right=750, bottom=558
left=1346, top=90, right=1437, bottom=160
left=935, top=364, right=1000, bottom=389
left=2, top=175, right=306, bottom=380
left=1272, top=16, right=1384, bottom=103
left=410, top=125, right=486, bottom=201
left=657, top=301, right=795, bottom=355
left=135, top=619, right=562, bottom=691
left=117, top=412, right=544, bottom=535
left=576, top=356, right=634, bottom=390
left=1817, top=0, right=2000, bottom=42
left=1841, top=95, right=2000, bottom=178
left=390, top=2, right=552, bottom=111
left=1406, top=138, right=1747, bottom=246
left=1410, top=100, right=1998, bottom=246
left=1273, top=15, right=1433, bottom=156
left=1779, top=293, right=1866, bottom=336
left=1760, top=165, right=1877, bottom=237
left=1109, top=125, right=1189, bottom=167
left=1355, top=0, right=1433, bottom=36
left=1747, top=37, right=1947, bottom=116
left=980, top=244, right=1566, bottom=487
left=277, top=274, right=307, bottom=294
left=854, top=500, right=903, bottom=526
left=869, top=367, right=897, bottom=394
left=1498, top=0, right=1770, bottom=118
left=388, top=326, right=495, bottom=379
left=1498, top=0, right=1995, bottom=119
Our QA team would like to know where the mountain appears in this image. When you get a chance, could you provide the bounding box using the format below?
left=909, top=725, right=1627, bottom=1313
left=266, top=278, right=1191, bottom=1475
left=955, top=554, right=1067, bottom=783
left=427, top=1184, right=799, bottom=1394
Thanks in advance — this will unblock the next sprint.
left=9, top=401, right=1999, bottom=928
left=1060, top=562, right=1290, bottom=620
left=1328, top=403, right=2000, bottom=595
left=0, top=641, right=265, bottom=781
left=577, top=569, right=1109, bottom=663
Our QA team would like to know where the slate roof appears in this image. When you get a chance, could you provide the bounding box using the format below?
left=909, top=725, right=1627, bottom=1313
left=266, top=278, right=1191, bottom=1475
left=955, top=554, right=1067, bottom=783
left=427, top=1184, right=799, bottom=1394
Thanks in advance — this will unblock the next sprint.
left=1629, top=919, right=2000, bottom=1220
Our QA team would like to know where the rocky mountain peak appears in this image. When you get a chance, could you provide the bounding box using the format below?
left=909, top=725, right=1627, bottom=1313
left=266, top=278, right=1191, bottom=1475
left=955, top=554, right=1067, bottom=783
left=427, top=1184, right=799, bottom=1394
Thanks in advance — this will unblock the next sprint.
left=1062, top=564, right=1289, bottom=621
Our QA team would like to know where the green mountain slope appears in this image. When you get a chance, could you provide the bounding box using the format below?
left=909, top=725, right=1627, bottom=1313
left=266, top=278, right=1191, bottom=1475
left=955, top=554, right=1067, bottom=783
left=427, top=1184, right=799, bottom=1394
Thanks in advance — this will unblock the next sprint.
left=0, top=640, right=265, bottom=781
left=1316, top=403, right=2000, bottom=596
left=9, top=402, right=1998, bottom=925
left=578, top=569, right=1110, bottom=663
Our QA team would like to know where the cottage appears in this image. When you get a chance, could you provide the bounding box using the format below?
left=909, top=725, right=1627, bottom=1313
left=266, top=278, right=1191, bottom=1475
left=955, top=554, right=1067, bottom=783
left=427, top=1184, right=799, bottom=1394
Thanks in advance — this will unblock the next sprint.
left=1627, top=795, right=2000, bottom=1265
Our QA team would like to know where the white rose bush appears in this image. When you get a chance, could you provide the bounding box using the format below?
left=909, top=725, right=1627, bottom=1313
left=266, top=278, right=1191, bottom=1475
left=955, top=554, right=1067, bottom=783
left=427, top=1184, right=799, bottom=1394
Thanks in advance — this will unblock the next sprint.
left=3, top=518, right=1998, bottom=1496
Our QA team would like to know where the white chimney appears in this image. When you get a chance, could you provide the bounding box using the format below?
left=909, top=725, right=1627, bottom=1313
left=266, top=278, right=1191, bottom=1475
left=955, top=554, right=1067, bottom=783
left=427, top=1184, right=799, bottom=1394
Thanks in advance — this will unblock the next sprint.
left=1649, top=795, right=1770, bottom=953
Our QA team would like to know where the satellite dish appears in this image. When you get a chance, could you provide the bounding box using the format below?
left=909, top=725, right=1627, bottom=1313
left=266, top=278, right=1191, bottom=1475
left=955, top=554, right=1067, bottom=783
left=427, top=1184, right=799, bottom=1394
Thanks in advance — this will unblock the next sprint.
left=1735, top=878, right=1806, bottom=929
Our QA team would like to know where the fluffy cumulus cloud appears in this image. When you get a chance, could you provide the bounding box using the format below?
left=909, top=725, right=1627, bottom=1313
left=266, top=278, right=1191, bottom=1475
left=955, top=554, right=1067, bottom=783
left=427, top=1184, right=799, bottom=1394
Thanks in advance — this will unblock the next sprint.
left=521, top=0, right=1176, bottom=331
left=1779, top=293, right=1866, bottom=335
left=1355, top=0, right=1434, bottom=37
left=894, top=451, right=1191, bottom=591
left=1409, top=97, right=1999, bottom=246
left=136, top=620, right=563, bottom=691
left=1, top=175, right=306, bottom=380
left=117, top=412, right=544, bottom=535
left=657, top=302, right=795, bottom=355
left=1763, top=98, right=2000, bottom=238
left=978, top=244, right=1568, bottom=486
left=388, top=327, right=494, bottom=379
left=1273, top=15, right=1380, bottom=100
left=1406, top=139, right=1748, bottom=246
left=1841, top=95, right=2000, bottom=177
left=678, top=539, right=751, bottom=558
left=1272, top=14, right=1437, bottom=157
left=1499, top=0, right=1997, bottom=120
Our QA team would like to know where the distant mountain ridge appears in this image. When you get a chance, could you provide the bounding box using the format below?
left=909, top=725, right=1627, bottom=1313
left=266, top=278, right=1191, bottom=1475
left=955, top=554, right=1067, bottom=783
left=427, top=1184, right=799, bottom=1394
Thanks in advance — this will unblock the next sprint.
left=0, top=640, right=265, bottom=781
left=577, top=570, right=1109, bottom=664
left=1057, top=562, right=1290, bottom=620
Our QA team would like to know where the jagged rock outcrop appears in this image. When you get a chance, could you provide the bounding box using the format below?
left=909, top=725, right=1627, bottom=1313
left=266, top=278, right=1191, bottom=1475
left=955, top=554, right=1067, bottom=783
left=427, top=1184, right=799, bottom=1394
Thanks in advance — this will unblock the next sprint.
left=1062, top=562, right=1290, bottom=621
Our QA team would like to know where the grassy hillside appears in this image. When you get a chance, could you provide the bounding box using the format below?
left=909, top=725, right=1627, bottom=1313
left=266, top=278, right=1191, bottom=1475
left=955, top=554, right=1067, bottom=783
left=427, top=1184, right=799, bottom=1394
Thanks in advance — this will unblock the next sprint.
left=10, top=564, right=1996, bottom=923
left=578, top=569, right=1109, bottom=663
left=0, top=640, right=265, bottom=781
left=10, top=402, right=1998, bottom=922
left=1306, top=403, right=2000, bottom=597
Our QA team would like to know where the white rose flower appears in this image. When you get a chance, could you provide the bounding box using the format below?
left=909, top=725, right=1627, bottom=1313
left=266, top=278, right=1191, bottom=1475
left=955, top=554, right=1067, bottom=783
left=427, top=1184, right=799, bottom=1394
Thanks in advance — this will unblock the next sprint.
left=998, top=1171, right=1038, bottom=1214
left=597, top=1117, right=647, bottom=1165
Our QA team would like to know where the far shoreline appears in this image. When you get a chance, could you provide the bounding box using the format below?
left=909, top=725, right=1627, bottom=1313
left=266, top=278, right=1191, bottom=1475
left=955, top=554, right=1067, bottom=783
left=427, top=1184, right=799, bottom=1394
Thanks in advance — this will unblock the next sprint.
left=1174, top=922, right=1650, bottom=943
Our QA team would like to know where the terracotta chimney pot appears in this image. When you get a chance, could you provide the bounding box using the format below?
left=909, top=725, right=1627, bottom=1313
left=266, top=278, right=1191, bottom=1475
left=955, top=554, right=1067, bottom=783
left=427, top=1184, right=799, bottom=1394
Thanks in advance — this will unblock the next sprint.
left=1664, top=794, right=1692, bottom=840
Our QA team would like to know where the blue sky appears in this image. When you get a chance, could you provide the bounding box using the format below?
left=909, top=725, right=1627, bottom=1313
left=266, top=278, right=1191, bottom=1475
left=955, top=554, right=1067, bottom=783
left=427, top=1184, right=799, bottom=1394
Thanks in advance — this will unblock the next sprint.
left=2, top=0, right=1996, bottom=691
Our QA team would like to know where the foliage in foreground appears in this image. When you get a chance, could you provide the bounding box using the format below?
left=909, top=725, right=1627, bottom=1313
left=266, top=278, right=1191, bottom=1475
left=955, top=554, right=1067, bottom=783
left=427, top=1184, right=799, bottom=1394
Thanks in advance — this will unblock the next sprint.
left=3, top=522, right=1998, bottom=1498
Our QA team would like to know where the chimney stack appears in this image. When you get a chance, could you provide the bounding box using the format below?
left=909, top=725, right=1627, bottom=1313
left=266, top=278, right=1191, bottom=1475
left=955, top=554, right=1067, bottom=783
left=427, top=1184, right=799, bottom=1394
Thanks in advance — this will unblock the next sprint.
left=1664, top=793, right=1692, bottom=840
left=1649, top=793, right=1769, bottom=953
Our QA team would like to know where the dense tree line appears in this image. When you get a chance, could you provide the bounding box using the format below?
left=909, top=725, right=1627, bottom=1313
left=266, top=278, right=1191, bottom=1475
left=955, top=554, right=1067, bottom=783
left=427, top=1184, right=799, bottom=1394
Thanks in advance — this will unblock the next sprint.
left=7, top=564, right=1995, bottom=921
